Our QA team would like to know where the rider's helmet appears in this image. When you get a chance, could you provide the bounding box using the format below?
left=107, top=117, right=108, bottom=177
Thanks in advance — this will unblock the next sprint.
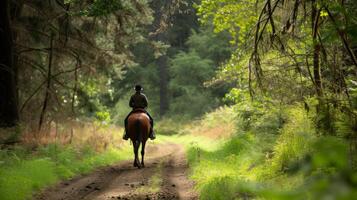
left=135, top=84, right=143, bottom=91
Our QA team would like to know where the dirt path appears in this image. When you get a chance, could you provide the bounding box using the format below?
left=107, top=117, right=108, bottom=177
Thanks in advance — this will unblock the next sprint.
left=35, top=143, right=198, bottom=200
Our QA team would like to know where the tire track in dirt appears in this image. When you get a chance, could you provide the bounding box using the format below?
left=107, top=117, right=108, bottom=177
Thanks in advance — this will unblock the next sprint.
left=35, top=143, right=198, bottom=200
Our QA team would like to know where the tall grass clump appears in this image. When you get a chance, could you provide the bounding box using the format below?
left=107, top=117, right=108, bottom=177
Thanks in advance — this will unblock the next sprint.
left=185, top=129, right=275, bottom=199
left=270, top=107, right=316, bottom=173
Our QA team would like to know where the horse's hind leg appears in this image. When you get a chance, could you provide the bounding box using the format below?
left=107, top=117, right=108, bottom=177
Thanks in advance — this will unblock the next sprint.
left=133, top=141, right=140, bottom=168
left=141, top=141, right=146, bottom=167
left=133, top=142, right=138, bottom=167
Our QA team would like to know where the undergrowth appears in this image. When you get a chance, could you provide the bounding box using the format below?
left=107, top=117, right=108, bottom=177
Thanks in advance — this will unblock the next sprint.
left=0, top=136, right=131, bottom=200
left=178, top=105, right=357, bottom=200
left=0, top=123, right=132, bottom=200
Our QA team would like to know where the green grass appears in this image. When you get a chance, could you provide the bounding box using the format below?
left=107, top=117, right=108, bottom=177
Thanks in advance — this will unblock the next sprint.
left=157, top=133, right=223, bottom=151
left=174, top=105, right=357, bottom=200
left=185, top=133, right=274, bottom=199
left=175, top=131, right=328, bottom=200
left=0, top=144, right=131, bottom=200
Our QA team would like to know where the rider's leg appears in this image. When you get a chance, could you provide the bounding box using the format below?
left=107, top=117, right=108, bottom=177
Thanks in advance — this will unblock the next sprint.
left=145, top=111, right=155, bottom=140
left=123, top=112, right=131, bottom=140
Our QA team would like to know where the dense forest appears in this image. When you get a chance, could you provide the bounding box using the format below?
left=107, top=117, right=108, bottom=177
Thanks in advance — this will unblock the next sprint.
left=0, top=0, right=356, bottom=199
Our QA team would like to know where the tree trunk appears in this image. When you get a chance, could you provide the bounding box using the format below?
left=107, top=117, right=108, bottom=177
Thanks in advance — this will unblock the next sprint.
left=151, top=0, right=170, bottom=116
left=157, top=34, right=169, bottom=116
left=312, top=0, right=327, bottom=133
left=311, top=0, right=323, bottom=98
left=0, top=0, right=19, bottom=127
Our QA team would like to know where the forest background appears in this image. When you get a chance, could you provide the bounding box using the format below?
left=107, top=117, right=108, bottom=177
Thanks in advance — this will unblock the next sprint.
left=0, top=0, right=356, bottom=199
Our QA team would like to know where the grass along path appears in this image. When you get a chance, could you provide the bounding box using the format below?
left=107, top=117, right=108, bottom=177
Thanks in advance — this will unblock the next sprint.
left=172, top=106, right=357, bottom=200
left=0, top=144, right=132, bottom=200
left=0, top=132, right=212, bottom=200
left=35, top=142, right=197, bottom=200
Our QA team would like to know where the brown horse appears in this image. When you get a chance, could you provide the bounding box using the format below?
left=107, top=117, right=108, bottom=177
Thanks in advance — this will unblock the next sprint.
left=127, top=109, right=151, bottom=169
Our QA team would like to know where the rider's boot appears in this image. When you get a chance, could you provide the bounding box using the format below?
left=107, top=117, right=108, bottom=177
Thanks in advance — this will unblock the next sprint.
left=149, top=128, right=156, bottom=140
left=123, top=126, right=129, bottom=140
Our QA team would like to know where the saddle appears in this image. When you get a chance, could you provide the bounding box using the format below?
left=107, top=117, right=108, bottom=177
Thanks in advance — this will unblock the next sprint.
left=132, top=108, right=146, bottom=113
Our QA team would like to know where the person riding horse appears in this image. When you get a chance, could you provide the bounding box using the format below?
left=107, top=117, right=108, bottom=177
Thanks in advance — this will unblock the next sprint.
left=123, top=85, right=155, bottom=140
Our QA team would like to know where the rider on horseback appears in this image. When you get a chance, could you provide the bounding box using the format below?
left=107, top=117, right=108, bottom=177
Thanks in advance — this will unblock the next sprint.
left=123, top=85, right=156, bottom=140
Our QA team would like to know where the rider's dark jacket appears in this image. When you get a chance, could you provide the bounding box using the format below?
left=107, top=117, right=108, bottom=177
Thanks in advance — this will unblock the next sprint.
left=129, top=92, right=148, bottom=109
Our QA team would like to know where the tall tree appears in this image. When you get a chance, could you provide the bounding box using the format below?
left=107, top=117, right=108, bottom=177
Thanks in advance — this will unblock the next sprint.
left=157, top=40, right=170, bottom=116
left=0, top=0, right=19, bottom=127
left=150, top=0, right=171, bottom=116
left=311, top=0, right=323, bottom=99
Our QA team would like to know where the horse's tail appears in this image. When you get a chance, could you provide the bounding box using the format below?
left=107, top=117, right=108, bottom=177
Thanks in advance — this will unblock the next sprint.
left=135, top=119, right=142, bottom=143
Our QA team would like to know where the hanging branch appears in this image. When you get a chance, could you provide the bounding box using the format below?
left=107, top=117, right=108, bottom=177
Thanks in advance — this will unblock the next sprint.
left=20, top=61, right=82, bottom=113
left=253, top=0, right=281, bottom=53
left=305, top=54, right=316, bottom=87
left=19, top=57, right=47, bottom=77
left=249, top=1, right=268, bottom=92
left=71, top=50, right=81, bottom=115
left=286, top=0, right=300, bottom=34
left=249, top=0, right=281, bottom=93
left=38, top=32, right=54, bottom=132
left=20, top=80, right=46, bottom=113
left=267, top=0, right=276, bottom=36
left=248, top=60, right=255, bottom=100
left=325, top=6, right=357, bottom=68
left=71, top=64, right=79, bottom=114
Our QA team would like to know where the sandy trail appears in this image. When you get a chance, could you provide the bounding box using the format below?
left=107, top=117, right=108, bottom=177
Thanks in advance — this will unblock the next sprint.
left=35, top=143, right=198, bottom=200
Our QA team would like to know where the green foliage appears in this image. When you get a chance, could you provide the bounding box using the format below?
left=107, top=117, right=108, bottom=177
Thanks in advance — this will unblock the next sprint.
left=95, top=110, right=111, bottom=125
left=171, top=51, right=214, bottom=87
left=197, top=0, right=257, bottom=43
left=185, top=131, right=272, bottom=199
left=170, top=0, right=357, bottom=198
left=186, top=29, right=232, bottom=64
left=335, top=80, right=357, bottom=139
left=167, top=27, right=233, bottom=118
left=182, top=103, right=357, bottom=200
left=11, top=0, right=154, bottom=128
left=113, top=21, right=233, bottom=119
left=111, top=93, right=133, bottom=125
left=226, top=88, right=286, bottom=134
left=199, top=106, right=237, bottom=129
left=169, top=51, right=217, bottom=118
left=79, top=0, right=124, bottom=16
left=274, top=137, right=357, bottom=200
left=311, top=137, right=348, bottom=170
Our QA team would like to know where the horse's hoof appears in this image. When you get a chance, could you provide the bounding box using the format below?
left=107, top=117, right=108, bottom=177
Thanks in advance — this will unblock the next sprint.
left=141, top=164, right=145, bottom=168
left=134, top=162, right=138, bottom=167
